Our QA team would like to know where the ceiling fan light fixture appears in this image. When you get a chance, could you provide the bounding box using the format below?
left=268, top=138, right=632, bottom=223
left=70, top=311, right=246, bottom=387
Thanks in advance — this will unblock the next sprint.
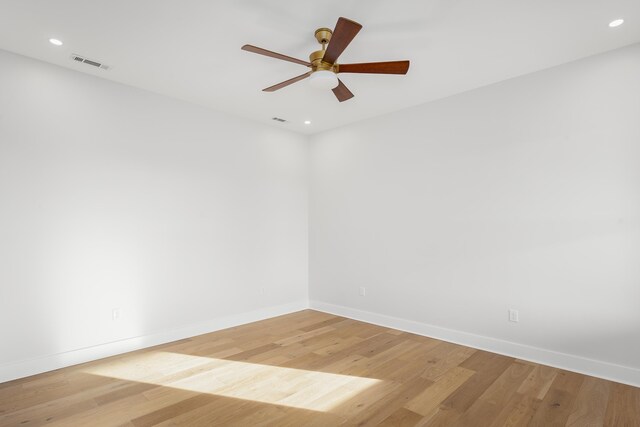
left=308, top=70, right=339, bottom=90
left=242, top=17, right=409, bottom=102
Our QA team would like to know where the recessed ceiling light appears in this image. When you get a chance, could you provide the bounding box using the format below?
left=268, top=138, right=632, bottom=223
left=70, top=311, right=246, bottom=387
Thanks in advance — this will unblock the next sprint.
left=304, top=120, right=311, bottom=125
left=609, top=19, right=624, bottom=28
left=49, top=38, right=63, bottom=46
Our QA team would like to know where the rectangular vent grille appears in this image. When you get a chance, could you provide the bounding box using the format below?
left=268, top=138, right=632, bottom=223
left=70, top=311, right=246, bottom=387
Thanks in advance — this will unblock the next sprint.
left=272, top=117, right=287, bottom=122
left=70, top=54, right=110, bottom=70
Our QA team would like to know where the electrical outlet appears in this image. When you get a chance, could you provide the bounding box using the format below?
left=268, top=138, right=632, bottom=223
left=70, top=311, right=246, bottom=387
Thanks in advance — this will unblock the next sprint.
left=508, top=309, right=519, bottom=323
left=359, top=287, right=366, bottom=297
left=112, top=308, right=122, bottom=321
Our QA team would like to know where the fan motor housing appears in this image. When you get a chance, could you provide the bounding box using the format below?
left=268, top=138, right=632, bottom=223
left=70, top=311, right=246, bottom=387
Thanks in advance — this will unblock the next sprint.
left=309, top=50, right=334, bottom=71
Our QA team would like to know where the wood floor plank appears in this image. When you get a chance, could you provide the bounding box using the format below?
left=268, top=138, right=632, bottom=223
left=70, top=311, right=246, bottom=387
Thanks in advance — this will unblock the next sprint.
left=346, top=376, right=434, bottom=426
left=130, top=394, right=215, bottom=427
left=0, top=310, right=637, bottom=426
left=417, top=405, right=462, bottom=426
left=298, top=316, right=349, bottom=332
left=419, top=343, right=477, bottom=381
left=478, top=361, right=534, bottom=406
left=603, top=382, right=640, bottom=427
left=405, top=366, right=476, bottom=417
left=488, top=392, right=541, bottom=427
left=95, top=382, right=158, bottom=406
left=152, top=396, right=254, bottom=426
left=378, top=407, right=423, bottom=426
left=517, top=364, right=558, bottom=400
left=527, top=370, right=584, bottom=426
left=450, top=361, right=535, bottom=426
left=440, top=351, right=514, bottom=413
left=565, top=376, right=611, bottom=426
left=274, top=325, right=336, bottom=346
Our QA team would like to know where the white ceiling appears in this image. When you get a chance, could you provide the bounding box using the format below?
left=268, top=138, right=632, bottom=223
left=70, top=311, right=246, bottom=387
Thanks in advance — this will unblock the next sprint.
left=1, top=0, right=639, bottom=134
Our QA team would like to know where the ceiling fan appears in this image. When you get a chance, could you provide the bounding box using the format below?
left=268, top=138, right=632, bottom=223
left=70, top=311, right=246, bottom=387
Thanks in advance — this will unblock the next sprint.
left=241, top=17, right=410, bottom=102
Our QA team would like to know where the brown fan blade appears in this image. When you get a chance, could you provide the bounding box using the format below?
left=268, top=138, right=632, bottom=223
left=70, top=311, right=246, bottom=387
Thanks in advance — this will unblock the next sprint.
left=322, top=17, right=363, bottom=65
left=338, top=61, right=410, bottom=75
left=332, top=79, right=354, bottom=102
left=242, top=45, right=311, bottom=67
left=263, top=72, right=312, bottom=92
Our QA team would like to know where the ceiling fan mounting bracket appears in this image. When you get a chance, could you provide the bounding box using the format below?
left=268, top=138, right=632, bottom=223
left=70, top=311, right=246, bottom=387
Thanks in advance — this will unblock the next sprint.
left=314, top=27, right=333, bottom=45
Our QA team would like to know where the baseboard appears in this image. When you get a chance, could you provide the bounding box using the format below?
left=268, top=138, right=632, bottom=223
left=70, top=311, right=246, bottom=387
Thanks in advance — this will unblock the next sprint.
left=309, top=300, right=640, bottom=388
left=5, top=299, right=638, bottom=388
left=0, top=300, right=309, bottom=384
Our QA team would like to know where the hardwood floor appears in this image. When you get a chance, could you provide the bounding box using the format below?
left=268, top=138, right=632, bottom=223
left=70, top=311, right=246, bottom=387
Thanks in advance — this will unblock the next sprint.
left=1, top=310, right=638, bottom=426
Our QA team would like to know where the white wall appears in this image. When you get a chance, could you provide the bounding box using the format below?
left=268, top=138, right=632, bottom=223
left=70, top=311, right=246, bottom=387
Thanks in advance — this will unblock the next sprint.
left=2, top=42, right=640, bottom=386
left=309, top=44, right=640, bottom=382
left=0, top=50, right=308, bottom=377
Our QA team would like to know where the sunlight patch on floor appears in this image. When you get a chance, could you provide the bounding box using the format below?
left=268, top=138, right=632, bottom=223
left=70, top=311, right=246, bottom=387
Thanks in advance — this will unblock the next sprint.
left=83, top=351, right=382, bottom=412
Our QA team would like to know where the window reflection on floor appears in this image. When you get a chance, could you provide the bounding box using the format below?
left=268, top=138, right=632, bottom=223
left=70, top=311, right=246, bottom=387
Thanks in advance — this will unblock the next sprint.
left=83, top=351, right=382, bottom=412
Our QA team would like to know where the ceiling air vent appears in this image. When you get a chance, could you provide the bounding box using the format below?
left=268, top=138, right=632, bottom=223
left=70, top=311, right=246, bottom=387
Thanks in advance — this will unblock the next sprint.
left=272, top=117, right=287, bottom=123
left=70, top=54, right=110, bottom=70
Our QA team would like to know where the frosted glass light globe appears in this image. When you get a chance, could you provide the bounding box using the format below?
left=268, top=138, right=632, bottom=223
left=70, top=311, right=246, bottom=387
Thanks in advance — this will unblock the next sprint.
left=309, top=70, right=339, bottom=90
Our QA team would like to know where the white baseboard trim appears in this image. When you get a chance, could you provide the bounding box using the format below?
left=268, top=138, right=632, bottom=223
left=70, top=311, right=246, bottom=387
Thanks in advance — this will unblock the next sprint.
left=0, top=300, right=309, bottom=384
left=309, top=300, right=640, bottom=388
